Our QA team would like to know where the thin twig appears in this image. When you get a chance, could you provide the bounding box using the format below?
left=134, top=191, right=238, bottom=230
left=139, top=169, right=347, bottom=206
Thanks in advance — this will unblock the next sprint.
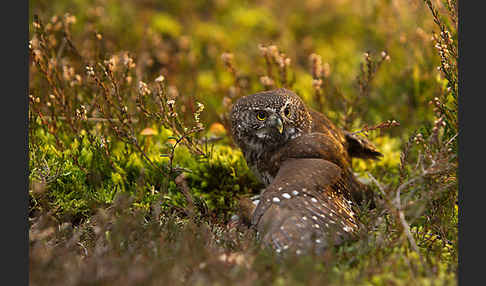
left=175, top=173, right=196, bottom=218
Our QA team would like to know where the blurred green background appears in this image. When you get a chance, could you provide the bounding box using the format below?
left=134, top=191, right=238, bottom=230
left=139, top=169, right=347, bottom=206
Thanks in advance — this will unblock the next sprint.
left=29, top=0, right=443, bottom=139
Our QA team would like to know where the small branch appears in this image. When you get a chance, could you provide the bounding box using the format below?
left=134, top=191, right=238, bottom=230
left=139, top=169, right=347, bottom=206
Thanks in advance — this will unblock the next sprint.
left=175, top=173, right=196, bottom=218
left=351, top=120, right=400, bottom=136
left=46, top=116, right=140, bottom=123
left=369, top=173, right=422, bottom=255
left=398, top=210, right=420, bottom=254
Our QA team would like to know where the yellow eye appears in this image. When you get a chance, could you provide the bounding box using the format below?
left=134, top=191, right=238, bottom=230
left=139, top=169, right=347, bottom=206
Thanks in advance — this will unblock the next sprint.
left=256, top=111, right=267, bottom=121
left=284, top=107, right=290, bottom=117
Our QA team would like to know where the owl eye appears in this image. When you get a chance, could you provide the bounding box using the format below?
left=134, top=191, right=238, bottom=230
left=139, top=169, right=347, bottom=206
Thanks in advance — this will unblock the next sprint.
left=256, top=111, right=267, bottom=121
left=284, top=106, right=291, bottom=117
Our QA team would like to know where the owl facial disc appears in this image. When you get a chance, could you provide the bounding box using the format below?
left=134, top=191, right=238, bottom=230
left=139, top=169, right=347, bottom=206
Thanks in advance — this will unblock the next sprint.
left=255, top=114, right=284, bottom=139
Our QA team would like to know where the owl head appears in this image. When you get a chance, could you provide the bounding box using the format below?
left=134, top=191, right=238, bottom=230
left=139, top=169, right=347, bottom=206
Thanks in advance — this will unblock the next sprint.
left=230, top=88, right=312, bottom=152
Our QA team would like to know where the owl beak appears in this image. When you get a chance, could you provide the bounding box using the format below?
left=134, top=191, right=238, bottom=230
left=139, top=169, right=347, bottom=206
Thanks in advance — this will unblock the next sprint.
left=268, top=116, right=284, bottom=134
left=276, top=119, right=284, bottom=134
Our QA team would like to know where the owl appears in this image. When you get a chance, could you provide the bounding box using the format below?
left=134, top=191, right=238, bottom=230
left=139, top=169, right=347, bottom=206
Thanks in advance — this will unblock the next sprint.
left=230, top=88, right=381, bottom=255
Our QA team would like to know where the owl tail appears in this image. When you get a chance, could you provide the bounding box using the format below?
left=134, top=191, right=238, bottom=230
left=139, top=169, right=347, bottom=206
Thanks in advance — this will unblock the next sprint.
left=344, top=131, right=383, bottom=160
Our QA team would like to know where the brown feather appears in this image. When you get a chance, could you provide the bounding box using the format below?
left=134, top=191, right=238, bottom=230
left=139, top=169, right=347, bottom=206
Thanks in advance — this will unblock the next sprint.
left=252, top=158, right=359, bottom=255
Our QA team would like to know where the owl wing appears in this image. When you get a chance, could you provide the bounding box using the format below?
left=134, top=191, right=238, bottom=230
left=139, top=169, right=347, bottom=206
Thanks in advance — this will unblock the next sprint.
left=269, top=132, right=371, bottom=205
left=251, top=158, right=359, bottom=255
left=309, top=108, right=383, bottom=160
left=344, top=131, right=383, bottom=160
